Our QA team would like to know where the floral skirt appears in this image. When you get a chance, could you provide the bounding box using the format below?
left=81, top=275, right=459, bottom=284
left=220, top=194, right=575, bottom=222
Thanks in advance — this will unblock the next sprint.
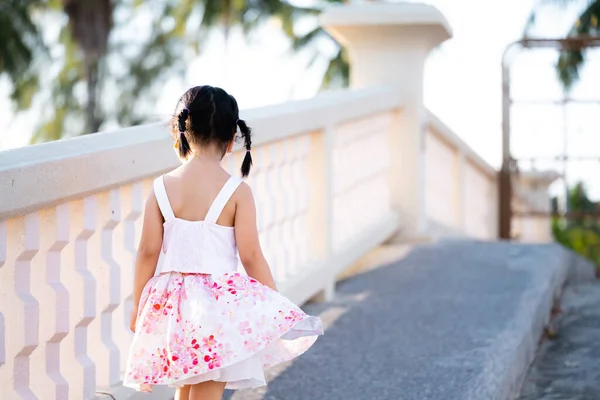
left=124, top=271, right=323, bottom=391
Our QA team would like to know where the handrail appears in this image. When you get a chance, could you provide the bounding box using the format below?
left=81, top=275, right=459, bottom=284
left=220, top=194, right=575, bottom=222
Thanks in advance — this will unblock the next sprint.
left=0, top=86, right=404, bottom=220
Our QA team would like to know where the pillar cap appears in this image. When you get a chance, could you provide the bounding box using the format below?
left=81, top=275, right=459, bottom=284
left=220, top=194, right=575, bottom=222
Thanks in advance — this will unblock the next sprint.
left=321, top=2, right=452, bottom=47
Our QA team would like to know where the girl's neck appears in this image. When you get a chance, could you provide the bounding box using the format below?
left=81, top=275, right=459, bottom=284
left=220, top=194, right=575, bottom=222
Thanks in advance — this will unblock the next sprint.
left=186, top=147, right=223, bottom=163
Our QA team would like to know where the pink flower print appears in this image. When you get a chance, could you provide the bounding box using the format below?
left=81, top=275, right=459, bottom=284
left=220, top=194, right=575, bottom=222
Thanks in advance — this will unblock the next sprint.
left=188, top=337, right=202, bottom=353
left=243, top=338, right=261, bottom=353
left=238, top=321, right=252, bottom=335
left=203, top=352, right=222, bottom=370
left=202, top=334, right=217, bottom=351
left=210, top=281, right=226, bottom=300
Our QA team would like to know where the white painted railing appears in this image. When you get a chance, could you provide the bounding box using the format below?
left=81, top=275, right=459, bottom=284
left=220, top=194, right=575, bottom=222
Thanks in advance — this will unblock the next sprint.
left=424, top=111, right=498, bottom=239
left=0, top=86, right=403, bottom=400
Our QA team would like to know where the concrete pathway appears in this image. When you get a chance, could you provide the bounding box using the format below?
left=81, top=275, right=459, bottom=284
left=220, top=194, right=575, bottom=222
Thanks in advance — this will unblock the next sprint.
left=224, top=241, right=573, bottom=400
left=518, top=278, right=600, bottom=400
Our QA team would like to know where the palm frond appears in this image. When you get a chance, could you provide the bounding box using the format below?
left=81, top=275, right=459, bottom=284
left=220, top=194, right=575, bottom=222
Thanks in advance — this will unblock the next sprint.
left=321, top=48, right=349, bottom=90
left=0, top=0, right=46, bottom=106
left=31, top=27, right=83, bottom=143
left=289, top=26, right=323, bottom=51
left=556, top=0, right=600, bottom=89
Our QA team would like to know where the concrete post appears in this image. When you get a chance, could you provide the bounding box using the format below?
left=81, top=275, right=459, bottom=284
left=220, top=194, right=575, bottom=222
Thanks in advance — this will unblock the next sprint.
left=321, top=3, right=452, bottom=238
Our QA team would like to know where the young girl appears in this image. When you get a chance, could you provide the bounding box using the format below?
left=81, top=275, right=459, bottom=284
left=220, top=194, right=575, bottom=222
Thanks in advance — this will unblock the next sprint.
left=124, top=85, right=323, bottom=399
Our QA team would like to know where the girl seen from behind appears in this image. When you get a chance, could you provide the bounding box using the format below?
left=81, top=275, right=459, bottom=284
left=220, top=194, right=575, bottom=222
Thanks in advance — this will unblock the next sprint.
left=124, top=85, right=323, bottom=400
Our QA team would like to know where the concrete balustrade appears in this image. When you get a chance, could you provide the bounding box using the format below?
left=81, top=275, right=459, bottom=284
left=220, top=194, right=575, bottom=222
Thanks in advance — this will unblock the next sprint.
left=424, top=111, right=498, bottom=239
left=0, top=86, right=405, bottom=399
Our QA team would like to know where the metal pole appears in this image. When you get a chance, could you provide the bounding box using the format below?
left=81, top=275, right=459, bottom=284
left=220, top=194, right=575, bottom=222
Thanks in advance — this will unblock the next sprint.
left=562, top=96, right=569, bottom=212
left=499, top=42, right=518, bottom=239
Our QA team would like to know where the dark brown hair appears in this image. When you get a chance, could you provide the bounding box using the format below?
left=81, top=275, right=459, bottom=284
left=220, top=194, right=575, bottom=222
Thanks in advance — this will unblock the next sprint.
left=172, top=85, right=252, bottom=177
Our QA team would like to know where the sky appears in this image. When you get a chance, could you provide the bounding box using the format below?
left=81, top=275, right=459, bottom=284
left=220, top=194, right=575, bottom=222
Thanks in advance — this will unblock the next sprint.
left=1, top=0, right=599, bottom=198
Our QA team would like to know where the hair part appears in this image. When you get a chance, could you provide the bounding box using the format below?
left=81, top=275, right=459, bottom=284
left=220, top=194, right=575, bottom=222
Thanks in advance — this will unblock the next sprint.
left=172, top=85, right=253, bottom=177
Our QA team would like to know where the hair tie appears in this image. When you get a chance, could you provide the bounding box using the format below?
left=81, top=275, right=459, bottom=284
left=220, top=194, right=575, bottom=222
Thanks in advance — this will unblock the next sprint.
left=184, top=107, right=190, bottom=113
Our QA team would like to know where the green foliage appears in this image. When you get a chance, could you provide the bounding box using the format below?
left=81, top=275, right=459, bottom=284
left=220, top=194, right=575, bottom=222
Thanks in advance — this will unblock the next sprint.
left=552, top=182, right=600, bottom=270
left=0, top=0, right=46, bottom=110
left=280, top=0, right=349, bottom=89
left=4, top=0, right=350, bottom=144
left=527, top=0, right=600, bottom=91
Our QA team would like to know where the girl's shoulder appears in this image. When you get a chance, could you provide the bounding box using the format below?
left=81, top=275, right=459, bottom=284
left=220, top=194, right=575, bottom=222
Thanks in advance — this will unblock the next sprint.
left=230, top=180, right=255, bottom=211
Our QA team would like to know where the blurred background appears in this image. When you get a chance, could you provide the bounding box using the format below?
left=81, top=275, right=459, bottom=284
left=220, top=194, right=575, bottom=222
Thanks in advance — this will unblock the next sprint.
left=0, top=2, right=595, bottom=162
left=3, top=0, right=600, bottom=236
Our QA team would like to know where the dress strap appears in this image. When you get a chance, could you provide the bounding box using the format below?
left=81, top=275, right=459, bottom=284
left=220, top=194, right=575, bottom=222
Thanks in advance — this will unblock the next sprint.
left=205, top=176, right=243, bottom=223
left=153, top=176, right=175, bottom=221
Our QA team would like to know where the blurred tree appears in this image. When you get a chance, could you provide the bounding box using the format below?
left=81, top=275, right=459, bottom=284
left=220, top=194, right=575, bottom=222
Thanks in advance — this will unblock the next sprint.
left=551, top=182, right=600, bottom=275
left=0, top=0, right=46, bottom=109
left=62, top=0, right=112, bottom=134
left=527, top=0, right=600, bottom=90
left=31, top=0, right=113, bottom=142
left=283, top=0, right=349, bottom=89
left=163, top=0, right=350, bottom=89
left=12, top=0, right=351, bottom=143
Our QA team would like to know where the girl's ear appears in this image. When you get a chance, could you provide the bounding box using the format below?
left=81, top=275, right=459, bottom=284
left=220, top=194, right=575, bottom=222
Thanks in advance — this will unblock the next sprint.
left=227, top=140, right=234, bottom=154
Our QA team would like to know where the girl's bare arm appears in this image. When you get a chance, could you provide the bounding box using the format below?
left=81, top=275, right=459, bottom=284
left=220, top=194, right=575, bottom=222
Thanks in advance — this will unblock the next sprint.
left=234, top=183, right=277, bottom=291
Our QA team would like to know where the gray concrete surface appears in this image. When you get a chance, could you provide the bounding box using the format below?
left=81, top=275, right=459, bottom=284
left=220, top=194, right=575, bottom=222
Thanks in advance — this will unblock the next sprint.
left=518, top=276, right=600, bottom=400
left=224, top=241, right=574, bottom=400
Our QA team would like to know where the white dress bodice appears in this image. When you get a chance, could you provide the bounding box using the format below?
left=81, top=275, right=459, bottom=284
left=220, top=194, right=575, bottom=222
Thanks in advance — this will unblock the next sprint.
left=153, top=175, right=243, bottom=276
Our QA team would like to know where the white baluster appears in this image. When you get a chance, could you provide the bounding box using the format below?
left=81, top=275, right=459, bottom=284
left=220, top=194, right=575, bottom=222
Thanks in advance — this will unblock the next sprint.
left=61, top=197, right=97, bottom=400
left=253, top=163, right=265, bottom=233
left=0, top=214, right=40, bottom=399
left=285, top=140, right=301, bottom=277
left=29, top=205, right=69, bottom=399
left=260, top=146, right=276, bottom=281
left=0, top=220, right=5, bottom=268
left=297, top=135, right=312, bottom=267
left=113, top=182, right=144, bottom=375
left=89, top=190, right=122, bottom=389
left=48, top=205, right=70, bottom=398
left=0, top=220, right=5, bottom=370
left=283, top=140, right=297, bottom=278
left=272, top=142, right=288, bottom=282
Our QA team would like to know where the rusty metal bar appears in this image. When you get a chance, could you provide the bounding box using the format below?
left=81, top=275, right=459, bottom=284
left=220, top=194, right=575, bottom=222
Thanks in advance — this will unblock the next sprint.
left=514, top=98, right=600, bottom=105
left=514, top=210, right=600, bottom=218
left=520, top=36, right=600, bottom=49
left=516, top=155, right=600, bottom=162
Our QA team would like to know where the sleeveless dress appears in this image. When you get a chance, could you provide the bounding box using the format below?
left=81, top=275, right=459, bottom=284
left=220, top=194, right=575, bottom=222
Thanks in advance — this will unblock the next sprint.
left=124, top=176, right=323, bottom=391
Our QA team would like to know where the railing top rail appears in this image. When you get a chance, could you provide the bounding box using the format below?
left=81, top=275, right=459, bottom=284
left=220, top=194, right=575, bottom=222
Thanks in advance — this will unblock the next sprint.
left=425, top=109, right=497, bottom=178
left=0, top=86, right=403, bottom=219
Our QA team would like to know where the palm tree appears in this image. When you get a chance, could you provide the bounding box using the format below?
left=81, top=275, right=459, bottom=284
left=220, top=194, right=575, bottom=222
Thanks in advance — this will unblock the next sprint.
left=527, top=0, right=600, bottom=90
left=62, top=0, right=112, bottom=134
left=34, top=0, right=313, bottom=141
left=95, top=0, right=351, bottom=128
left=0, top=0, right=46, bottom=109
left=30, top=0, right=113, bottom=142
left=24, top=0, right=352, bottom=143
left=551, top=182, right=600, bottom=276
left=278, top=0, right=350, bottom=89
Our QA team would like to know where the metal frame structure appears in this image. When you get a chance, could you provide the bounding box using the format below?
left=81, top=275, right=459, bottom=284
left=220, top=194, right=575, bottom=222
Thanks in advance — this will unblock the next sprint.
left=500, top=36, right=600, bottom=239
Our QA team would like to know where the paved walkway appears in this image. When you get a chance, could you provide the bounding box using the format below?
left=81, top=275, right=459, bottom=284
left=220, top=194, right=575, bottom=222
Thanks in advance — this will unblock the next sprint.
left=224, top=241, right=571, bottom=400
left=518, top=279, right=600, bottom=400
